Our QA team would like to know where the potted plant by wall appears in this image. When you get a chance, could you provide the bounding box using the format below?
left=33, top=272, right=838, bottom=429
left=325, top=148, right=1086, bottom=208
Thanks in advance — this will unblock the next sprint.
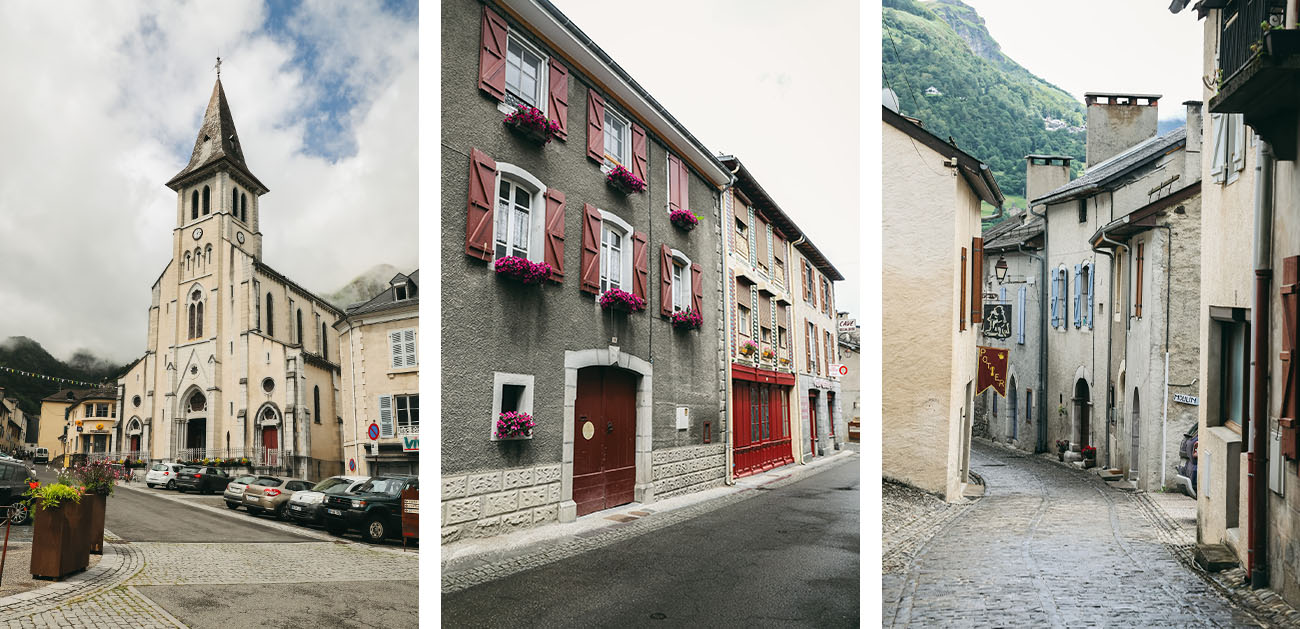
left=599, top=288, right=645, bottom=313
left=669, top=308, right=702, bottom=331
left=503, top=104, right=562, bottom=145
left=668, top=209, right=700, bottom=231
left=1081, top=445, right=1097, bottom=468
left=28, top=481, right=88, bottom=580
left=496, top=411, right=536, bottom=440
left=495, top=256, right=553, bottom=285
left=761, top=348, right=775, bottom=361
left=1056, top=439, right=1070, bottom=462
left=72, top=459, right=114, bottom=554
left=606, top=164, right=647, bottom=195
left=739, top=340, right=759, bottom=357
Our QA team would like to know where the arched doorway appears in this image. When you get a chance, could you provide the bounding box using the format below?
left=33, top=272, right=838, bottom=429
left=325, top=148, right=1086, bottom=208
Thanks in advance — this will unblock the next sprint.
left=1130, top=389, right=1141, bottom=481
left=1073, top=379, right=1091, bottom=448
left=1009, top=377, right=1018, bottom=441
left=126, top=417, right=142, bottom=455
left=573, top=366, right=637, bottom=517
left=184, top=390, right=207, bottom=455
left=257, top=406, right=281, bottom=467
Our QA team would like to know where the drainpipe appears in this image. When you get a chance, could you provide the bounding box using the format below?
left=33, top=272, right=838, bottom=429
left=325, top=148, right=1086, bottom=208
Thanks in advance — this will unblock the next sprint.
left=723, top=163, right=739, bottom=485
left=1249, top=139, right=1275, bottom=589
left=1156, top=224, right=1175, bottom=490
left=1028, top=205, right=1049, bottom=453
left=789, top=232, right=808, bottom=464
left=1094, top=228, right=1127, bottom=469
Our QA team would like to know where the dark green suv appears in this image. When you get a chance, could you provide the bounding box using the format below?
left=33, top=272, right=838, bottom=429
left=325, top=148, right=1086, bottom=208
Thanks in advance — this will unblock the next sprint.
left=322, top=475, right=416, bottom=543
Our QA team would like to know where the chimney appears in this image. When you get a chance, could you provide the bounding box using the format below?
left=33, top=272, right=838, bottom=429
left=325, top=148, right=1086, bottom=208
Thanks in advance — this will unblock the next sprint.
left=1025, top=155, right=1073, bottom=209
left=1183, top=100, right=1203, bottom=155
left=1084, top=92, right=1160, bottom=166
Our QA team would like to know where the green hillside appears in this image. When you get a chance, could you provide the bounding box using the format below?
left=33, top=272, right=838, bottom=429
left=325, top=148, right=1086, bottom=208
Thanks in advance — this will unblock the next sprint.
left=0, top=337, right=131, bottom=415
left=883, top=0, right=1086, bottom=201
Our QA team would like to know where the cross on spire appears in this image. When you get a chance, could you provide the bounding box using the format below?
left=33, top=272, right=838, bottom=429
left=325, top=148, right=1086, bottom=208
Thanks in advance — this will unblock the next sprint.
left=214, top=56, right=222, bottom=78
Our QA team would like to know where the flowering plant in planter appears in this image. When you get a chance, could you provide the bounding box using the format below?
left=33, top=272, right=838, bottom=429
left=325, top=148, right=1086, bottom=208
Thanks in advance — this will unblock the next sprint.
left=1081, top=445, right=1097, bottom=459
left=494, top=256, right=552, bottom=285
left=239, top=457, right=250, bottom=466
left=761, top=349, right=775, bottom=360
left=669, top=308, right=702, bottom=330
left=71, top=460, right=115, bottom=497
left=606, top=164, right=647, bottom=194
left=739, top=340, right=759, bottom=356
left=669, top=209, right=700, bottom=231
left=496, top=411, right=536, bottom=440
left=599, top=288, right=645, bottom=313
left=503, top=104, right=562, bottom=144
left=27, top=482, right=83, bottom=510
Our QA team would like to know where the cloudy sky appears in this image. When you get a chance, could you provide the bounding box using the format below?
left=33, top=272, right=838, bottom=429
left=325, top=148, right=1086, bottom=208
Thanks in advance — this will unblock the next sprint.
left=0, top=0, right=417, bottom=363
left=550, top=0, right=862, bottom=322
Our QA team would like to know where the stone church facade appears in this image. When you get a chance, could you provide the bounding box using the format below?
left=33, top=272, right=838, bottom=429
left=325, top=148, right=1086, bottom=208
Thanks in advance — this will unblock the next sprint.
left=117, top=78, right=345, bottom=480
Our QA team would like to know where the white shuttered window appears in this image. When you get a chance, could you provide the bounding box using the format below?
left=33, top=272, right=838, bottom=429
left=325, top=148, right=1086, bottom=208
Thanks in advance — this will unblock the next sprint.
left=390, top=328, right=417, bottom=368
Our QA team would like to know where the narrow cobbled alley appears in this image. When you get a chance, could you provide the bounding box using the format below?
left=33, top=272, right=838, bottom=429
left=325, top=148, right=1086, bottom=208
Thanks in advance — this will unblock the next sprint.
left=884, top=440, right=1261, bottom=628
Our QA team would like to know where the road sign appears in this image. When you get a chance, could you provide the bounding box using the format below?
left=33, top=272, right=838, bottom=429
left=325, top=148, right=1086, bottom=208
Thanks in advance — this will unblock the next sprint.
left=348, top=458, right=356, bottom=471
left=368, top=423, right=380, bottom=440
left=837, top=364, right=848, bottom=376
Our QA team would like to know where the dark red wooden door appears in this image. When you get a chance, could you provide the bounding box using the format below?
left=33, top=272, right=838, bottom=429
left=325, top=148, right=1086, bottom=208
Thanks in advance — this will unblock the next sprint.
left=262, top=427, right=279, bottom=466
left=129, top=435, right=140, bottom=452
left=573, top=367, right=637, bottom=517
left=808, top=394, right=818, bottom=458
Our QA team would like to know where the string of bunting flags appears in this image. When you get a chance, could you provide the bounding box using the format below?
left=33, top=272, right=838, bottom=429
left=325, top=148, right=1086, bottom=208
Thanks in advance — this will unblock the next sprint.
left=0, top=365, right=110, bottom=389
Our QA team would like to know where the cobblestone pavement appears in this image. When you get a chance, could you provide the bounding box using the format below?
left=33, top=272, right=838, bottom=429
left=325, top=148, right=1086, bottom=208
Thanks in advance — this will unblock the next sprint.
left=883, top=440, right=1263, bottom=628
left=882, top=478, right=970, bottom=574
left=126, top=541, right=418, bottom=586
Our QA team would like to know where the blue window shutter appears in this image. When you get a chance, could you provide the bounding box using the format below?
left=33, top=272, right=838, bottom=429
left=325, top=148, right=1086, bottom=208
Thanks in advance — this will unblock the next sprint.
left=1017, top=286, right=1026, bottom=344
left=1000, top=286, right=1006, bottom=302
left=1050, top=269, right=1059, bottom=327
left=1087, top=263, right=1095, bottom=329
left=1073, top=264, right=1081, bottom=328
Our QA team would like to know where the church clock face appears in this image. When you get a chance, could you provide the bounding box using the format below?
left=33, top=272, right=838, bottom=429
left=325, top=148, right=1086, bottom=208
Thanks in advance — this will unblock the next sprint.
left=192, top=227, right=203, bottom=240
left=236, top=231, right=245, bottom=244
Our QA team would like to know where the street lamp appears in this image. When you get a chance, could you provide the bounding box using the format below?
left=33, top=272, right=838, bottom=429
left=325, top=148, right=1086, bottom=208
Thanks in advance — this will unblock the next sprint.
left=994, top=256, right=1009, bottom=283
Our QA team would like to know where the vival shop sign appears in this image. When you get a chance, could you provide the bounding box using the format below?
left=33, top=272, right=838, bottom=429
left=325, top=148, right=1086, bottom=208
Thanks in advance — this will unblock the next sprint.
left=1173, top=393, right=1199, bottom=406
left=398, top=425, right=418, bottom=452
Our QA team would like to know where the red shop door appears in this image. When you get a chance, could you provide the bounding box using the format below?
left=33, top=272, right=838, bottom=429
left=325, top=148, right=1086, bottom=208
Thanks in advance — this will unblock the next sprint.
left=573, top=367, right=637, bottom=517
left=808, top=393, right=818, bottom=458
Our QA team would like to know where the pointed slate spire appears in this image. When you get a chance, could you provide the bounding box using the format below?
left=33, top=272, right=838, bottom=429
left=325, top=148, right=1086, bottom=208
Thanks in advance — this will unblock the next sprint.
left=166, top=78, right=267, bottom=192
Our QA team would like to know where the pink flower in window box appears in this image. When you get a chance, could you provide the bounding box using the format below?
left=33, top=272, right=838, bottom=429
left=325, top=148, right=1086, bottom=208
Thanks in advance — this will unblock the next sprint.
left=503, top=105, right=562, bottom=145
left=496, top=411, right=536, bottom=440
left=494, top=256, right=552, bottom=285
left=669, top=209, right=700, bottom=231
left=739, top=340, right=759, bottom=356
left=606, top=164, right=647, bottom=194
left=598, top=288, right=645, bottom=313
left=669, top=308, right=702, bottom=330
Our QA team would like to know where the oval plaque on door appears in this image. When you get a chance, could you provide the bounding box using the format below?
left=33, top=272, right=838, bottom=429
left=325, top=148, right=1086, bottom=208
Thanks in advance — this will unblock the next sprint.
left=582, top=421, right=595, bottom=440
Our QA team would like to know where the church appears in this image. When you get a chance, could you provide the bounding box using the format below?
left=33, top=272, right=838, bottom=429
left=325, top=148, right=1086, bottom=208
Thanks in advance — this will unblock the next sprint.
left=117, top=77, right=346, bottom=480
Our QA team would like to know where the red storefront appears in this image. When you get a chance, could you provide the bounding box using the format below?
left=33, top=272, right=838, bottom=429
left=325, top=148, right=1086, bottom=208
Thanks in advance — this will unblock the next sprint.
left=732, top=364, right=795, bottom=477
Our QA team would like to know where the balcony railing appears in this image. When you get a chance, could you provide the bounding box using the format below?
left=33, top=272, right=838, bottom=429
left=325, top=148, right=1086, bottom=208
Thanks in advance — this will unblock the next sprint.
left=1210, top=0, right=1300, bottom=159
left=1218, top=0, right=1277, bottom=82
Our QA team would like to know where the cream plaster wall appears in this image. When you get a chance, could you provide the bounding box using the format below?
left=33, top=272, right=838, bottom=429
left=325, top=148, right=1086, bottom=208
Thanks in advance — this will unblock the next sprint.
left=337, top=309, right=419, bottom=477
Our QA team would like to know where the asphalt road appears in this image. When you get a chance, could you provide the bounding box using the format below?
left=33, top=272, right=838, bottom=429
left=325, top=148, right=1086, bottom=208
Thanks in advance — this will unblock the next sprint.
left=106, top=482, right=316, bottom=543
left=442, top=459, right=861, bottom=628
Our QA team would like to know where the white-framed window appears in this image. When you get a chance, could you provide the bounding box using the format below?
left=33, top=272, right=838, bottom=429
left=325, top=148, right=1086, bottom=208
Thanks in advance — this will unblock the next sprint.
left=603, top=107, right=630, bottom=168
left=493, top=163, right=547, bottom=264
left=734, top=217, right=749, bottom=260
left=389, top=328, right=417, bottom=369
left=490, top=372, right=534, bottom=441
left=598, top=209, right=634, bottom=293
left=669, top=249, right=692, bottom=312
left=738, top=304, right=751, bottom=335
left=504, top=32, right=547, bottom=112
left=395, top=394, right=418, bottom=429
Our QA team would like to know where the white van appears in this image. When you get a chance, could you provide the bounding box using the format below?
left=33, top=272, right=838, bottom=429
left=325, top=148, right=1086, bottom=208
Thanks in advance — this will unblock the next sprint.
left=33, top=448, right=49, bottom=464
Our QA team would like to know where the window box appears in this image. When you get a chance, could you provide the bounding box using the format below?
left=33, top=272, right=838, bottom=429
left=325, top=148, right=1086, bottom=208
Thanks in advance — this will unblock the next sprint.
left=495, top=411, right=535, bottom=440
left=599, top=288, right=645, bottom=313
left=669, top=308, right=702, bottom=331
left=494, top=256, right=552, bottom=285
left=761, top=348, right=775, bottom=361
left=669, top=209, right=699, bottom=231
left=503, top=105, right=561, bottom=145
left=739, top=340, right=758, bottom=357
left=606, top=165, right=646, bottom=195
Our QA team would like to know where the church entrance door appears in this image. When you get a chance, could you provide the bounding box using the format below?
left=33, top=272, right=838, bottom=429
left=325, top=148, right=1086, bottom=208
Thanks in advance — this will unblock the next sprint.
left=186, top=419, right=206, bottom=452
left=262, top=427, right=279, bottom=467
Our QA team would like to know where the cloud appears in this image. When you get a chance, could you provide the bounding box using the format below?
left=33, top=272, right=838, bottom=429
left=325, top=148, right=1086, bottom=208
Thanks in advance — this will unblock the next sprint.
left=0, top=1, right=416, bottom=363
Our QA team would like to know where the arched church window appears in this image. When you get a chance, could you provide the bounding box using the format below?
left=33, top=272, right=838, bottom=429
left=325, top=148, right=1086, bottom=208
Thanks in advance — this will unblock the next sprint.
left=191, top=191, right=199, bottom=220
left=266, top=293, right=274, bottom=336
left=187, top=303, right=195, bottom=339
left=194, top=248, right=202, bottom=272
left=241, top=193, right=248, bottom=223
left=313, top=386, right=321, bottom=425
left=263, top=407, right=276, bottom=422
left=321, top=323, right=328, bottom=356
left=205, top=244, right=212, bottom=265
left=189, top=391, right=205, bottom=412
left=188, top=288, right=204, bottom=339
left=296, top=309, right=303, bottom=346
left=184, top=251, right=192, bottom=273
left=232, top=188, right=238, bottom=215
left=202, top=186, right=210, bottom=215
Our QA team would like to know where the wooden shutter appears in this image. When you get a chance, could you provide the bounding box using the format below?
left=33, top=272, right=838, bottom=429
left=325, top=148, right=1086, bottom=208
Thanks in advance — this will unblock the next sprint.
left=631, top=123, right=648, bottom=182
left=677, top=158, right=690, bottom=211
left=659, top=245, right=674, bottom=316
left=1231, top=114, right=1247, bottom=174
left=632, top=231, right=649, bottom=303
left=586, top=91, right=605, bottom=162
left=676, top=154, right=686, bottom=213
left=403, top=329, right=416, bottom=367
left=580, top=203, right=601, bottom=293
left=544, top=188, right=566, bottom=282
left=1136, top=243, right=1145, bottom=318
left=1050, top=269, right=1059, bottom=327
left=1017, top=286, right=1027, bottom=344
left=477, top=6, right=507, bottom=101
left=390, top=330, right=403, bottom=368
left=691, top=262, right=703, bottom=316
left=960, top=247, right=967, bottom=331
left=805, top=324, right=812, bottom=372
left=378, top=395, right=394, bottom=438
left=465, top=148, right=496, bottom=262
left=971, top=237, right=983, bottom=324
left=1087, top=263, right=1095, bottom=329
left=548, top=59, right=569, bottom=140
left=756, top=219, right=769, bottom=267
left=1281, top=256, right=1299, bottom=459
left=1210, top=113, right=1227, bottom=182
left=801, top=259, right=809, bottom=301
left=1073, top=264, right=1082, bottom=328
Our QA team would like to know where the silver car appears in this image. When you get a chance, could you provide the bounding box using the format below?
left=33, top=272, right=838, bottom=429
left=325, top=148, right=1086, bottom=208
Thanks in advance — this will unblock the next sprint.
left=287, top=475, right=368, bottom=524
left=224, top=474, right=270, bottom=509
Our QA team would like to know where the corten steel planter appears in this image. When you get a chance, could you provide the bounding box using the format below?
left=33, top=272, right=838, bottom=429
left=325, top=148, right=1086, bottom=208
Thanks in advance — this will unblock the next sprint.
left=505, top=120, right=551, bottom=145
left=30, top=502, right=90, bottom=580
left=85, top=493, right=106, bottom=555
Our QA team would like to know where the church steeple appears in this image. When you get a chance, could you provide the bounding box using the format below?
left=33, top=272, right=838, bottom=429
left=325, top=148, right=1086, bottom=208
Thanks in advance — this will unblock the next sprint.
left=165, top=78, right=267, bottom=193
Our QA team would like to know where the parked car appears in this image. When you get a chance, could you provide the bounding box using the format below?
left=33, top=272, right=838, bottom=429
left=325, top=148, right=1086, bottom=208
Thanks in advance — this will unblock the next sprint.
left=323, top=475, right=417, bottom=543
left=0, top=457, right=33, bottom=525
left=287, top=475, right=369, bottom=525
left=175, top=466, right=232, bottom=495
left=33, top=448, right=48, bottom=464
left=223, top=474, right=263, bottom=510
left=1174, top=424, right=1198, bottom=498
left=242, top=477, right=313, bottom=519
left=145, top=463, right=186, bottom=489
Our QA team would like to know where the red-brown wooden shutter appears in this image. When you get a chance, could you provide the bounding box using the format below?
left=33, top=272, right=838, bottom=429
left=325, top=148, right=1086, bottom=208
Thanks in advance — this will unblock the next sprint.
left=586, top=91, right=605, bottom=163
left=667, top=154, right=683, bottom=212
left=544, top=188, right=566, bottom=282
left=972, top=237, right=984, bottom=324
left=632, top=231, right=649, bottom=303
left=631, top=123, right=648, bottom=183
left=548, top=59, right=569, bottom=140
left=465, top=148, right=497, bottom=262
left=800, top=260, right=809, bottom=301
left=659, top=245, right=674, bottom=316
left=805, top=324, right=812, bottom=372
left=691, top=262, right=703, bottom=316
left=1281, top=255, right=1299, bottom=459
left=478, top=7, right=507, bottom=101
left=810, top=268, right=818, bottom=309
left=678, top=158, right=690, bottom=210
left=580, top=204, right=601, bottom=293
left=960, top=247, right=967, bottom=331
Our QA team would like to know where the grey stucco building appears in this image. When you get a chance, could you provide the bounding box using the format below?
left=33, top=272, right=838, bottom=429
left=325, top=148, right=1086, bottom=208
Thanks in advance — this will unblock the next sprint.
left=441, top=0, right=732, bottom=542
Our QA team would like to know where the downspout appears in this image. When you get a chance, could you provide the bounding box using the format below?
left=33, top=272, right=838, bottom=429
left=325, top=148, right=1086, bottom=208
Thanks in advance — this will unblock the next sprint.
left=1095, top=227, right=1128, bottom=469
left=789, top=232, right=808, bottom=464
left=1028, top=205, right=1049, bottom=453
left=1018, top=242, right=1046, bottom=451
left=723, top=164, right=739, bottom=485
left=1157, top=224, right=1174, bottom=490
left=1249, top=139, right=1275, bottom=589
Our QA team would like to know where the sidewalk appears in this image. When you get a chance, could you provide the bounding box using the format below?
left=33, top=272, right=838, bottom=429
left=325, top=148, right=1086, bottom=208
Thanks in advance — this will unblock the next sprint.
left=442, top=445, right=858, bottom=593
